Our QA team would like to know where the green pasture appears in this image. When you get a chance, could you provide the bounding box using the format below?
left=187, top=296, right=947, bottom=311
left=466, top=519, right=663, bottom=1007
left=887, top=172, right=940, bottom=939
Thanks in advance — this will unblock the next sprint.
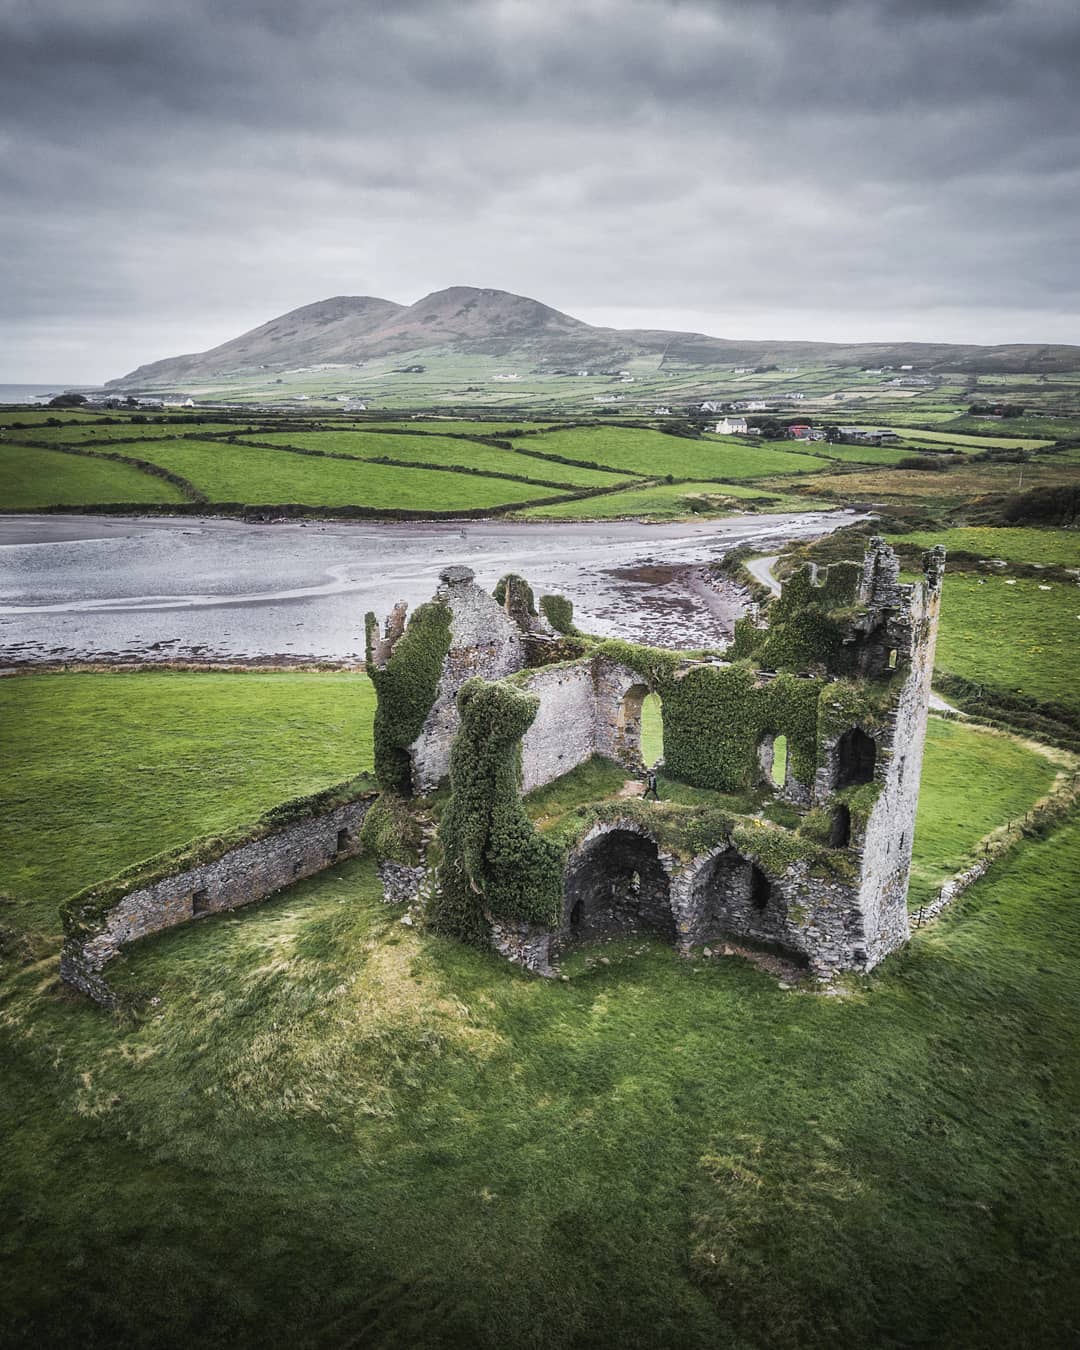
left=0, top=410, right=102, bottom=426
left=899, top=526, right=1080, bottom=568
left=897, top=428, right=1053, bottom=451
left=12, top=421, right=248, bottom=444
left=516, top=427, right=832, bottom=478
left=2, top=665, right=1079, bottom=1347
left=520, top=479, right=813, bottom=519
left=908, top=719, right=1061, bottom=908
left=0, top=442, right=184, bottom=508
left=234, top=430, right=631, bottom=488
left=113, top=438, right=572, bottom=510
left=934, top=573, right=1080, bottom=711
left=769, top=459, right=1079, bottom=506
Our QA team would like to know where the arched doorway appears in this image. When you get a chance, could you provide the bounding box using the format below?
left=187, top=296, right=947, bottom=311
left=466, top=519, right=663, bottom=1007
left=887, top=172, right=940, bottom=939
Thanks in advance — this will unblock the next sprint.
left=834, top=727, right=876, bottom=789
left=688, top=848, right=805, bottom=961
left=563, top=828, right=674, bottom=941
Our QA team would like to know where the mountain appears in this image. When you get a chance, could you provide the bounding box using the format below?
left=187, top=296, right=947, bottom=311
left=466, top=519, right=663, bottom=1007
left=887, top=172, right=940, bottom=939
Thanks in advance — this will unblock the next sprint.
left=108, top=286, right=1080, bottom=386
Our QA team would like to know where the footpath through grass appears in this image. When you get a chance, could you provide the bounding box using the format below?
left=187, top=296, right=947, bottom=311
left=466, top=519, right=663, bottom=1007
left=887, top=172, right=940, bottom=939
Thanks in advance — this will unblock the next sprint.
left=0, top=671, right=375, bottom=937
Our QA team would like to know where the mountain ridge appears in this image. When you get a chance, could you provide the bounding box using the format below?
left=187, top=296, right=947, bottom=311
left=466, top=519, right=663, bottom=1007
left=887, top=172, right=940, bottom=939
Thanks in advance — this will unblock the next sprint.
left=108, top=286, right=1080, bottom=386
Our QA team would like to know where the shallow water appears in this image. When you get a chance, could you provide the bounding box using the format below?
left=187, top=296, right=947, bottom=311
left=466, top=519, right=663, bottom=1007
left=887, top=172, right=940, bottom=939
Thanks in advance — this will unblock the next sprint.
left=0, top=510, right=858, bottom=663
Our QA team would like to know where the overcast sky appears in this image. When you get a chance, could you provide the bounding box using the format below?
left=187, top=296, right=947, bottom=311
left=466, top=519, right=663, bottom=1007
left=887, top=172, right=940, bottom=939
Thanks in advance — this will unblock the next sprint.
left=2, top=0, right=1078, bottom=383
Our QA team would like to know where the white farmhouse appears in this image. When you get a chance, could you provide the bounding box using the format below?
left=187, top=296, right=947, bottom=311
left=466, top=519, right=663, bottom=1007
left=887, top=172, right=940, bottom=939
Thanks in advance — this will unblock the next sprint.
left=714, top=416, right=749, bottom=435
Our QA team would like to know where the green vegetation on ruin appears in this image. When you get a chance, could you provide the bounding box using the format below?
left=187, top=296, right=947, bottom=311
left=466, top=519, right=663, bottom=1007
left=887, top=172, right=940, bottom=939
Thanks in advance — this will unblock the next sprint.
left=2, top=665, right=1078, bottom=1348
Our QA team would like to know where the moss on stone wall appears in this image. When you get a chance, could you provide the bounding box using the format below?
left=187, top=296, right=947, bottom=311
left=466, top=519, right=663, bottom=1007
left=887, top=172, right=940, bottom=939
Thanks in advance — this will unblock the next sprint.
left=493, top=573, right=537, bottom=620
left=358, top=792, right=424, bottom=865
left=431, top=678, right=563, bottom=943
left=728, top=560, right=864, bottom=674
left=539, top=593, right=576, bottom=634
left=365, top=599, right=452, bottom=794
left=61, top=773, right=376, bottom=943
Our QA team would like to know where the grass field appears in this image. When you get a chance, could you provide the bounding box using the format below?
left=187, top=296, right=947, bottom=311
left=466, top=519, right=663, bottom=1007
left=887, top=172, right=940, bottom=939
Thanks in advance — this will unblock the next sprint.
left=933, top=574, right=1080, bottom=711
left=899, top=526, right=1080, bottom=568
left=516, top=427, right=833, bottom=478
left=104, top=438, right=574, bottom=510
left=0, top=671, right=375, bottom=936
left=0, top=442, right=185, bottom=508
left=908, top=718, right=1062, bottom=908
left=519, top=479, right=815, bottom=519
left=769, top=459, right=1080, bottom=504
left=9, top=422, right=247, bottom=444
left=232, top=430, right=633, bottom=487
left=896, top=428, right=1054, bottom=451
left=2, top=669, right=1079, bottom=1348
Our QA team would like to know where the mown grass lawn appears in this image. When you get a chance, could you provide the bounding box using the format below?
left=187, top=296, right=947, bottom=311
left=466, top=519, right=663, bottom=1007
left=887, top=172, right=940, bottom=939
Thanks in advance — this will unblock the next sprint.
left=2, top=706, right=1078, bottom=1348
left=105, top=438, right=572, bottom=509
left=0, top=671, right=375, bottom=936
left=514, top=426, right=832, bottom=478
left=0, top=442, right=184, bottom=508
left=934, top=573, right=1080, bottom=710
left=235, top=430, right=631, bottom=487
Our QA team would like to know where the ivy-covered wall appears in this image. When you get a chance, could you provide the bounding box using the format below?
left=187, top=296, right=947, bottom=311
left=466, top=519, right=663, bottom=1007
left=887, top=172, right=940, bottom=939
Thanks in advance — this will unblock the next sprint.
left=728, top=560, right=863, bottom=673
left=593, top=640, right=822, bottom=792
left=431, top=678, right=564, bottom=944
left=364, top=599, right=452, bottom=794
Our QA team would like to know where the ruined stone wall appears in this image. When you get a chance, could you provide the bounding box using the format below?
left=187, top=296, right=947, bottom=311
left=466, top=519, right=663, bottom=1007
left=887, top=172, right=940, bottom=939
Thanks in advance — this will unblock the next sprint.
left=61, top=798, right=372, bottom=1005
left=409, top=568, right=527, bottom=792
left=517, top=659, right=598, bottom=793
left=856, top=553, right=945, bottom=966
left=593, top=660, right=653, bottom=766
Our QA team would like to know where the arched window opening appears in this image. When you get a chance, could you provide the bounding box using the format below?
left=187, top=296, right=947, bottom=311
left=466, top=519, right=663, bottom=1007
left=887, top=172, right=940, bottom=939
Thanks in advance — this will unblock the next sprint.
left=750, top=866, right=770, bottom=911
left=770, top=734, right=788, bottom=787
left=835, top=727, right=876, bottom=790
left=829, top=804, right=851, bottom=848
left=640, top=692, right=663, bottom=768
left=887, top=648, right=898, bottom=670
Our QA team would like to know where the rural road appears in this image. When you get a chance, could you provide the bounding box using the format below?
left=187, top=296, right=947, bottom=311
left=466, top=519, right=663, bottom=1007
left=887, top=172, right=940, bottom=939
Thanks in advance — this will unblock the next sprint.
left=0, top=510, right=861, bottom=663
left=746, top=553, right=782, bottom=596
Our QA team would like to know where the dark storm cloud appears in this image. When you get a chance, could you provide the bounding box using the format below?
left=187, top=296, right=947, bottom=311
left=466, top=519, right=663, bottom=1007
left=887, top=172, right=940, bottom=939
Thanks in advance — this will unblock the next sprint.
left=1, top=0, right=1077, bottom=379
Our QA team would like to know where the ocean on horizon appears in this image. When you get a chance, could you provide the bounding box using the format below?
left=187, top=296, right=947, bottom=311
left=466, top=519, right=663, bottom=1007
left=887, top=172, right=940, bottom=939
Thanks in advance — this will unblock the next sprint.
left=0, top=383, right=97, bottom=405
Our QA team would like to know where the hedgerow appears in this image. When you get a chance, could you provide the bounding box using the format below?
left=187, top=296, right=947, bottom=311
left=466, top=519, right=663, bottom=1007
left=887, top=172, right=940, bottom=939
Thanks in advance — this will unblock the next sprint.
left=431, top=679, right=564, bottom=943
left=365, top=599, right=452, bottom=794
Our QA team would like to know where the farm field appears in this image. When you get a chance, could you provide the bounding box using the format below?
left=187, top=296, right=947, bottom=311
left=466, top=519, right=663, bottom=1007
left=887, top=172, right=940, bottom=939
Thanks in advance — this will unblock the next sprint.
left=768, top=459, right=1080, bottom=504
left=0, top=442, right=186, bottom=508
left=899, top=526, right=1080, bottom=568
left=2, top=666, right=1079, bottom=1348
left=99, top=438, right=574, bottom=510
left=9, top=422, right=247, bottom=443
left=232, top=430, right=633, bottom=487
left=515, top=426, right=833, bottom=478
left=896, top=428, right=1053, bottom=451
left=932, top=573, right=1080, bottom=712
left=520, top=479, right=817, bottom=519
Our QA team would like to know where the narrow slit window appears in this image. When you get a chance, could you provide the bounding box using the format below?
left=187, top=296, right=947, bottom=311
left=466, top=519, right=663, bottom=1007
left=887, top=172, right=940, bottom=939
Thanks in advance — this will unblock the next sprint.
left=192, top=888, right=210, bottom=915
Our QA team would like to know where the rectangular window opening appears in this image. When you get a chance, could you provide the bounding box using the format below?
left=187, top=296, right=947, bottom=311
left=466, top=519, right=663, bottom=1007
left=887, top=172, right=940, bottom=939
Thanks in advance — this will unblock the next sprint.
left=336, top=828, right=350, bottom=854
left=192, top=888, right=211, bottom=915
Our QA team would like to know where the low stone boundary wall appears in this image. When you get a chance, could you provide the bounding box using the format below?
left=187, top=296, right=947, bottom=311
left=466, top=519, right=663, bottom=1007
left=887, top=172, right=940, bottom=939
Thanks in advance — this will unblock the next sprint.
left=62, top=795, right=373, bottom=1005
